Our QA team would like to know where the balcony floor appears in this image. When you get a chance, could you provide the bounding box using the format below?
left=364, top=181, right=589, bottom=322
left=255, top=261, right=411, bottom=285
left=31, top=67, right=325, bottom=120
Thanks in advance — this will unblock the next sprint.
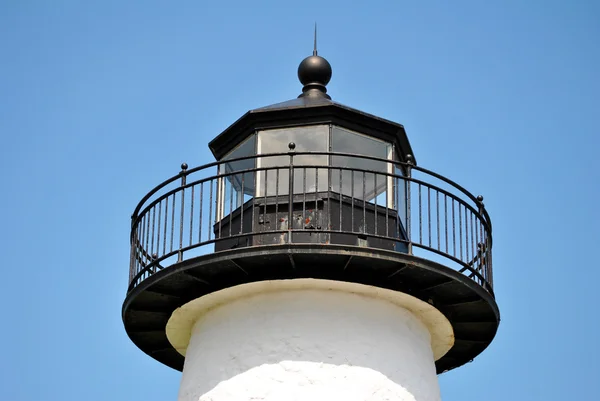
left=122, top=244, right=499, bottom=374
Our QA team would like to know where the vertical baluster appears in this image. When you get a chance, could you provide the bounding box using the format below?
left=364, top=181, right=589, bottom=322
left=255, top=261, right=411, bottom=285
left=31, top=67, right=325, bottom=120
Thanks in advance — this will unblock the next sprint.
left=145, top=212, right=150, bottom=261
left=444, top=194, right=448, bottom=253
left=315, top=167, right=319, bottom=221
left=240, top=174, right=245, bottom=235
left=351, top=170, right=355, bottom=233
left=436, top=191, right=440, bottom=251
left=303, top=167, right=307, bottom=223
left=150, top=206, right=156, bottom=263
left=198, top=183, right=204, bottom=242
left=452, top=198, right=456, bottom=257
left=362, top=171, right=366, bottom=234
left=338, top=168, right=343, bottom=232
left=229, top=176, right=233, bottom=238
left=252, top=168, right=257, bottom=236
left=427, top=186, right=431, bottom=247
left=288, top=145, right=295, bottom=243
left=385, top=172, right=389, bottom=238
left=471, top=211, right=475, bottom=270
left=459, top=202, right=463, bottom=261
left=157, top=200, right=162, bottom=259
left=163, top=195, right=168, bottom=255
left=275, top=169, right=279, bottom=233
left=327, top=164, right=331, bottom=235
left=170, top=193, right=176, bottom=252
left=263, top=168, right=268, bottom=231
left=179, top=165, right=187, bottom=262
left=374, top=173, right=378, bottom=235
left=190, top=185, right=195, bottom=246
left=418, top=183, right=422, bottom=244
left=465, top=207, right=469, bottom=263
left=405, top=158, right=413, bottom=255
left=208, top=179, right=213, bottom=242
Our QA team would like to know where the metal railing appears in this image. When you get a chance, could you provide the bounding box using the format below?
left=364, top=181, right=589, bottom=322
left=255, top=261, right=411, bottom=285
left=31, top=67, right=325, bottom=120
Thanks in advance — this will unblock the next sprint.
left=128, top=151, right=493, bottom=295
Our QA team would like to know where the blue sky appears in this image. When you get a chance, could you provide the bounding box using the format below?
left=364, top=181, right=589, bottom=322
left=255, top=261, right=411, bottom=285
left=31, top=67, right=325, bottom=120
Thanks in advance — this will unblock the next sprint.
left=1, top=1, right=598, bottom=400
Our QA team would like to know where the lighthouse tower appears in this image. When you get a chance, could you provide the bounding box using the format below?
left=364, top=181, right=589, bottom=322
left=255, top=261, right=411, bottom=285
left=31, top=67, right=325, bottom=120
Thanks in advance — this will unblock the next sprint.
left=123, top=44, right=499, bottom=401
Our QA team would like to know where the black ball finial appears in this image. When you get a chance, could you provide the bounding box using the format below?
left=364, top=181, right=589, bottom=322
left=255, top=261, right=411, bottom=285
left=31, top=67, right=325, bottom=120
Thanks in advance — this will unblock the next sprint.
left=298, top=55, right=332, bottom=87
left=297, top=55, right=332, bottom=99
left=298, top=24, right=332, bottom=99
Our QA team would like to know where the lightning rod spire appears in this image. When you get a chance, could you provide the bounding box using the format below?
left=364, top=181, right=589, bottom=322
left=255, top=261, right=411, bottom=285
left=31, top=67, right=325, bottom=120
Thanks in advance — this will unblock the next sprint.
left=313, top=23, right=318, bottom=56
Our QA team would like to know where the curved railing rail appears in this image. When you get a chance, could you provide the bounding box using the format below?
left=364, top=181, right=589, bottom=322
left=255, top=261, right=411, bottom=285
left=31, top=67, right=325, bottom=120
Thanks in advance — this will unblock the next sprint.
left=128, top=151, right=493, bottom=295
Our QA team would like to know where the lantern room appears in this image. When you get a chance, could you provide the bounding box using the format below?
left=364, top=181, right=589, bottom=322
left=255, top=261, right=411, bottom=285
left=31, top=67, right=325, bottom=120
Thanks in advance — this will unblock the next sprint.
left=209, top=52, right=415, bottom=253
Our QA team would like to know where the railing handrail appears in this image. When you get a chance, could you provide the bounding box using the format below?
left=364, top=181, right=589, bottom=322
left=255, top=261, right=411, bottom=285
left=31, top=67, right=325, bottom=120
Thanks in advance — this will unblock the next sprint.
left=128, top=151, right=494, bottom=294
left=131, top=151, right=491, bottom=227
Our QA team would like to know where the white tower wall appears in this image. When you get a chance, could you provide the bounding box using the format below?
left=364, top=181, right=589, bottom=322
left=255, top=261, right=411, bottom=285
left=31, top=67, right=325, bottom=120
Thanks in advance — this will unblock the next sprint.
left=167, top=279, right=454, bottom=401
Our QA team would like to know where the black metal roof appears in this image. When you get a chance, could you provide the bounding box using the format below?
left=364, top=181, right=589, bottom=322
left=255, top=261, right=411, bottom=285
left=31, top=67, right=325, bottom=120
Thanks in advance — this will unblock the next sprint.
left=209, top=95, right=416, bottom=164
left=208, top=51, right=416, bottom=164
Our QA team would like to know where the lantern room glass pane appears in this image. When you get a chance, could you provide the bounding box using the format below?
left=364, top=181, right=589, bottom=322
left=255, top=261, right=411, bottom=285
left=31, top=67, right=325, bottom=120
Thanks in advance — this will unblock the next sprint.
left=257, top=125, right=329, bottom=196
left=218, top=135, right=256, bottom=219
left=331, top=126, right=393, bottom=207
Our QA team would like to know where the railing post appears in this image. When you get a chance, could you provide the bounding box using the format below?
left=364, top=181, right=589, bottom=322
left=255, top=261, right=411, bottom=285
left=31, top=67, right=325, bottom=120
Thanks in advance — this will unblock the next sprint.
left=476, top=195, right=491, bottom=289
left=178, top=163, right=188, bottom=262
left=129, top=212, right=140, bottom=285
left=405, top=154, right=414, bottom=255
left=288, top=143, right=295, bottom=244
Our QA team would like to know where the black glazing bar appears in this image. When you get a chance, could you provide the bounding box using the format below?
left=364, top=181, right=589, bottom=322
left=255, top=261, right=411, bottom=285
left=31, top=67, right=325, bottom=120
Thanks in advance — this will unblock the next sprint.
left=303, top=167, right=307, bottom=221
left=418, top=183, right=422, bottom=244
left=362, top=171, right=366, bottom=234
left=288, top=154, right=294, bottom=243
left=198, top=183, right=204, bottom=242
left=351, top=171, right=355, bottom=232
left=428, top=186, right=431, bottom=247
left=190, top=185, right=195, bottom=246
left=339, top=169, right=343, bottom=232
left=208, top=179, right=213, bottom=241
left=240, top=175, right=245, bottom=235
left=151, top=206, right=156, bottom=260
left=452, top=198, right=456, bottom=257
left=170, top=193, right=176, bottom=252
left=374, top=173, right=378, bottom=235
left=275, top=169, right=279, bottom=231
left=459, top=203, right=463, bottom=261
left=157, top=200, right=162, bottom=258
left=444, top=194, right=448, bottom=253
left=436, top=191, right=440, bottom=251
left=163, top=196, right=169, bottom=255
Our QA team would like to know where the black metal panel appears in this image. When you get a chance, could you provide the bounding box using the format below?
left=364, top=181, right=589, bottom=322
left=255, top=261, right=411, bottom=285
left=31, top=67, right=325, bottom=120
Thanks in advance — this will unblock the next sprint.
left=214, top=192, right=408, bottom=253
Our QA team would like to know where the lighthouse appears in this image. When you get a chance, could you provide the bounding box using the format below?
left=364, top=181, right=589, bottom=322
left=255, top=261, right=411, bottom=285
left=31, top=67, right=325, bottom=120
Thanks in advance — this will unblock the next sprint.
left=122, top=42, right=499, bottom=401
